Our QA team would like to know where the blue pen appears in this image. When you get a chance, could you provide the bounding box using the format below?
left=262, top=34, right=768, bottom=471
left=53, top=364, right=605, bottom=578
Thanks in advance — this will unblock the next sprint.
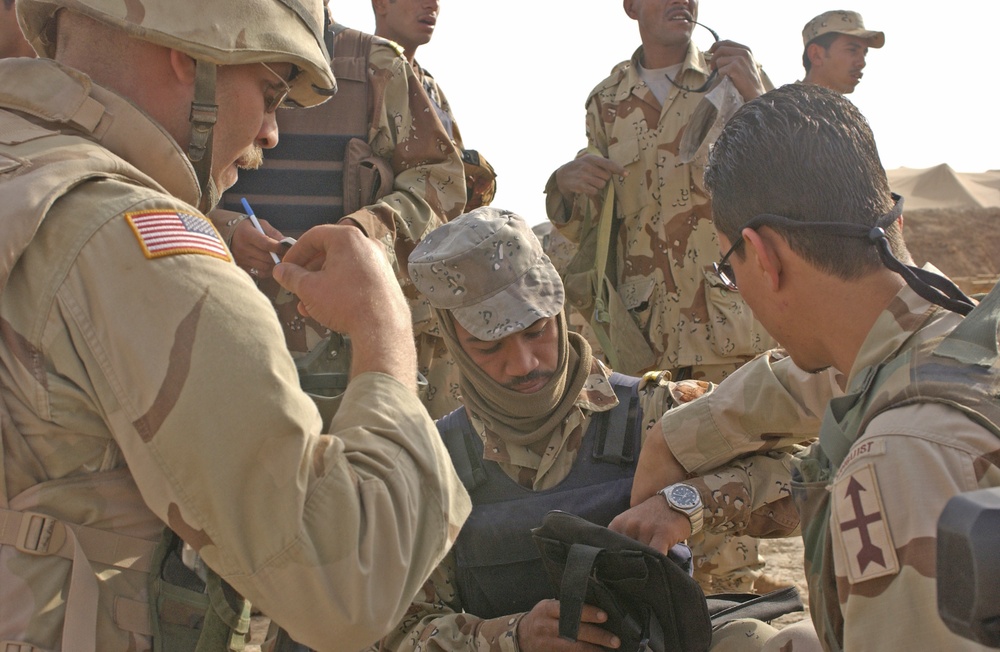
left=240, top=198, right=281, bottom=265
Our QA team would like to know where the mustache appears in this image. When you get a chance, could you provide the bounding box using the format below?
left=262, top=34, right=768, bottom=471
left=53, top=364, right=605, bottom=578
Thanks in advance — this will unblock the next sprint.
left=236, top=145, right=264, bottom=170
left=502, top=369, right=554, bottom=390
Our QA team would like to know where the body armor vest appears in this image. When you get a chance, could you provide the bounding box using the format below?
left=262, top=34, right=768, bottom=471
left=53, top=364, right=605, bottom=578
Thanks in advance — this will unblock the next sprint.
left=220, top=25, right=372, bottom=235
left=437, top=373, right=645, bottom=619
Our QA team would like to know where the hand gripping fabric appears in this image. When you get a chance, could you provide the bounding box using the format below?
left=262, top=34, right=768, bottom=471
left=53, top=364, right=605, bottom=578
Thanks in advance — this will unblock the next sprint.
left=532, top=510, right=712, bottom=652
left=559, top=148, right=656, bottom=374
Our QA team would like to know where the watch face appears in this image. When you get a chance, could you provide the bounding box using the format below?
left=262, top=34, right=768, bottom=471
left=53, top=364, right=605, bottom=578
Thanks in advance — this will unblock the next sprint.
left=668, top=484, right=700, bottom=510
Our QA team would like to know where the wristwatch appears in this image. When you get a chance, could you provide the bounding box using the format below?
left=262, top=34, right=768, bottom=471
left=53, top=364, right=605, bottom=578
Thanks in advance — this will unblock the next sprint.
left=658, top=483, right=704, bottom=536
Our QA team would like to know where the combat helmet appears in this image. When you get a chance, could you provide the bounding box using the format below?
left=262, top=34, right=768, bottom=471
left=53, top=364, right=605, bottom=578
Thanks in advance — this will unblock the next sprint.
left=16, top=0, right=337, bottom=207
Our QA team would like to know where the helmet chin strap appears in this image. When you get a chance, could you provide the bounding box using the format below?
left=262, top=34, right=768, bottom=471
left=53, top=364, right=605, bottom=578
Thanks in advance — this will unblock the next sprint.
left=186, top=58, right=218, bottom=212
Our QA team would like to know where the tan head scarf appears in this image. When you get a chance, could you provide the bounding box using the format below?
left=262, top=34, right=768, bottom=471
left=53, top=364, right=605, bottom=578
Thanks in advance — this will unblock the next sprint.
left=436, top=309, right=592, bottom=446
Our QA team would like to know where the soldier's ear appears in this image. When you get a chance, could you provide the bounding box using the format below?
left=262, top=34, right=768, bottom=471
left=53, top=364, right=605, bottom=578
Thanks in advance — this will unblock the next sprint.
left=623, top=0, right=639, bottom=21
left=371, top=0, right=390, bottom=19
left=168, top=49, right=197, bottom=85
left=742, top=227, right=783, bottom=293
left=806, top=42, right=826, bottom=69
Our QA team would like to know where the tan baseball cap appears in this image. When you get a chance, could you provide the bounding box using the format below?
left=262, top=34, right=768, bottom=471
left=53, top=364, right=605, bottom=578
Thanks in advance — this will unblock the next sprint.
left=802, top=10, right=884, bottom=49
left=408, top=207, right=564, bottom=342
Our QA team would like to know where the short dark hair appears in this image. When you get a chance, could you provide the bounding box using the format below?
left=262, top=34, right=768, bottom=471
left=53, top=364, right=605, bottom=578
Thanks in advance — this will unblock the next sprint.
left=705, top=83, right=907, bottom=281
left=802, top=32, right=839, bottom=73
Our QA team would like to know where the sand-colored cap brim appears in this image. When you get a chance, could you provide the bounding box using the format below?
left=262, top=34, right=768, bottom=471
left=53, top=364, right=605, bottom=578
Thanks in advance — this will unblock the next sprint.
left=844, top=28, right=885, bottom=48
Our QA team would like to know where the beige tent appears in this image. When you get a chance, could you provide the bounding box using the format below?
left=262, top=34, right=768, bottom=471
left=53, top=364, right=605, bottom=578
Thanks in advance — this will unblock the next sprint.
left=887, top=165, right=1000, bottom=210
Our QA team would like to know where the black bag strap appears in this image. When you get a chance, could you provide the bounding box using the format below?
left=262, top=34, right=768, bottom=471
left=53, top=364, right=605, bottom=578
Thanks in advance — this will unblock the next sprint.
left=707, top=586, right=804, bottom=627
left=533, top=510, right=712, bottom=652
left=558, top=543, right=604, bottom=640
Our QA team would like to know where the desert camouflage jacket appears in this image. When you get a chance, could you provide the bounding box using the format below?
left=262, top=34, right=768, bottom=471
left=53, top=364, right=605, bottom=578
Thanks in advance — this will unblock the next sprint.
left=0, top=58, right=469, bottom=652
left=800, top=280, right=1000, bottom=651
left=545, top=43, right=773, bottom=376
left=659, top=278, right=1000, bottom=652
left=377, top=359, right=794, bottom=651
left=412, top=60, right=497, bottom=211
left=343, top=38, right=465, bottom=265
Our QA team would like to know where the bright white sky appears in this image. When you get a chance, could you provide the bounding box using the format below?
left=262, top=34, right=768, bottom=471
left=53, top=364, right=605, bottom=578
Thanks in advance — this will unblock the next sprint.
left=332, top=1, right=1000, bottom=225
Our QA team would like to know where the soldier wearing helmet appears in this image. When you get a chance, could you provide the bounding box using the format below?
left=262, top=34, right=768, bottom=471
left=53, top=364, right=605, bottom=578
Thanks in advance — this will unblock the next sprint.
left=0, top=0, right=470, bottom=650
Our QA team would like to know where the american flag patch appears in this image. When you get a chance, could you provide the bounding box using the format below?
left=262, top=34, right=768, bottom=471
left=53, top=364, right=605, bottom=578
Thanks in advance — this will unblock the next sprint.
left=126, top=210, right=231, bottom=261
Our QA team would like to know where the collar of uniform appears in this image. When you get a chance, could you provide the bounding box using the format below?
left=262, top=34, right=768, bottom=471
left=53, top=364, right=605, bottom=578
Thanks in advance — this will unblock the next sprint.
left=577, top=357, right=621, bottom=413
left=6, top=60, right=203, bottom=209
left=88, top=83, right=203, bottom=209
left=844, top=263, right=962, bottom=393
left=620, top=42, right=711, bottom=102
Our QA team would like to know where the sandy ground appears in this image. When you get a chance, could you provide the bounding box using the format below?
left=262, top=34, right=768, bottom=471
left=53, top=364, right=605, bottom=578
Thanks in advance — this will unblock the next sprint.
left=759, top=537, right=811, bottom=628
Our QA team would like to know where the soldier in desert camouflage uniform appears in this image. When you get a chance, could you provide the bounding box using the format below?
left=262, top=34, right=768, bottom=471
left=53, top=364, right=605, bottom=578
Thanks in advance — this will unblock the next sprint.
left=372, top=0, right=498, bottom=213
left=0, top=0, right=470, bottom=649
left=217, top=8, right=467, bottom=419
left=546, top=0, right=775, bottom=593
left=375, top=208, right=795, bottom=652
left=612, top=83, right=1000, bottom=651
left=801, top=10, right=884, bottom=95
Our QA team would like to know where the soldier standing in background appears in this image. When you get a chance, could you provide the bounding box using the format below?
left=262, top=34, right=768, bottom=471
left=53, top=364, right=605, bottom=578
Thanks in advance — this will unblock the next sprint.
left=612, top=83, right=1000, bottom=652
left=545, top=0, right=775, bottom=593
left=801, top=10, right=884, bottom=95
left=217, top=7, right=467, bottom=419
left=0, top=0, right=469, bottom=649
left=372, top=0, right=498, bottom=212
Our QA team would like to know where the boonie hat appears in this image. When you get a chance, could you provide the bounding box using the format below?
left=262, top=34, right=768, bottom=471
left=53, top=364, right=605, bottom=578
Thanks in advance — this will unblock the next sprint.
left=409, top=207, right=564, bottom=341
left=802, top=10, right=884, bottom=49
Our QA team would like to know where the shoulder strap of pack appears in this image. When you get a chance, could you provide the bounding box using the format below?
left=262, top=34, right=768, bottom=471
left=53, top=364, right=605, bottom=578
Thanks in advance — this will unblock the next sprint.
left=934, top=279, right=1000, bottom=368
left=437, top=407, right=488, bottom=492
left=591, top=373, right=640, bottom=464
left=328, top=24, right=375, bottom=135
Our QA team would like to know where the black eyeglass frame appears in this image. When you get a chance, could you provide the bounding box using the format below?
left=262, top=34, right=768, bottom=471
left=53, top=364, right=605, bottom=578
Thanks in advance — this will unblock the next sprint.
left=664, top=21, right=721, bottom=94
left=711, top=193, right=904, bottom=292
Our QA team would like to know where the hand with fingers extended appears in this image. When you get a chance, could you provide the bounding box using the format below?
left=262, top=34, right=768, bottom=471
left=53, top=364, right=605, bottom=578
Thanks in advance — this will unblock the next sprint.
left=273, top=224, right=417, bottom=390
left=708, top=39, right=767, bottom=102
left=554, top=153, right=626, bottom=198
left=516, top=599, right=621, bottom=651
left=230, top=216, right=286, bottom=279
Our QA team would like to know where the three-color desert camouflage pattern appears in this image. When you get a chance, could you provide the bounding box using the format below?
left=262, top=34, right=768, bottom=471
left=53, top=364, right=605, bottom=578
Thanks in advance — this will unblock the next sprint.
left=377, top=361, right=795, bottom=651
left=657, top=279, right=1000, bottom=652
left=545, top=43, right=774, bottom=380
left=0, top=57, right=470, bottom=652
left=545, top=41, right=776, bottom=592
